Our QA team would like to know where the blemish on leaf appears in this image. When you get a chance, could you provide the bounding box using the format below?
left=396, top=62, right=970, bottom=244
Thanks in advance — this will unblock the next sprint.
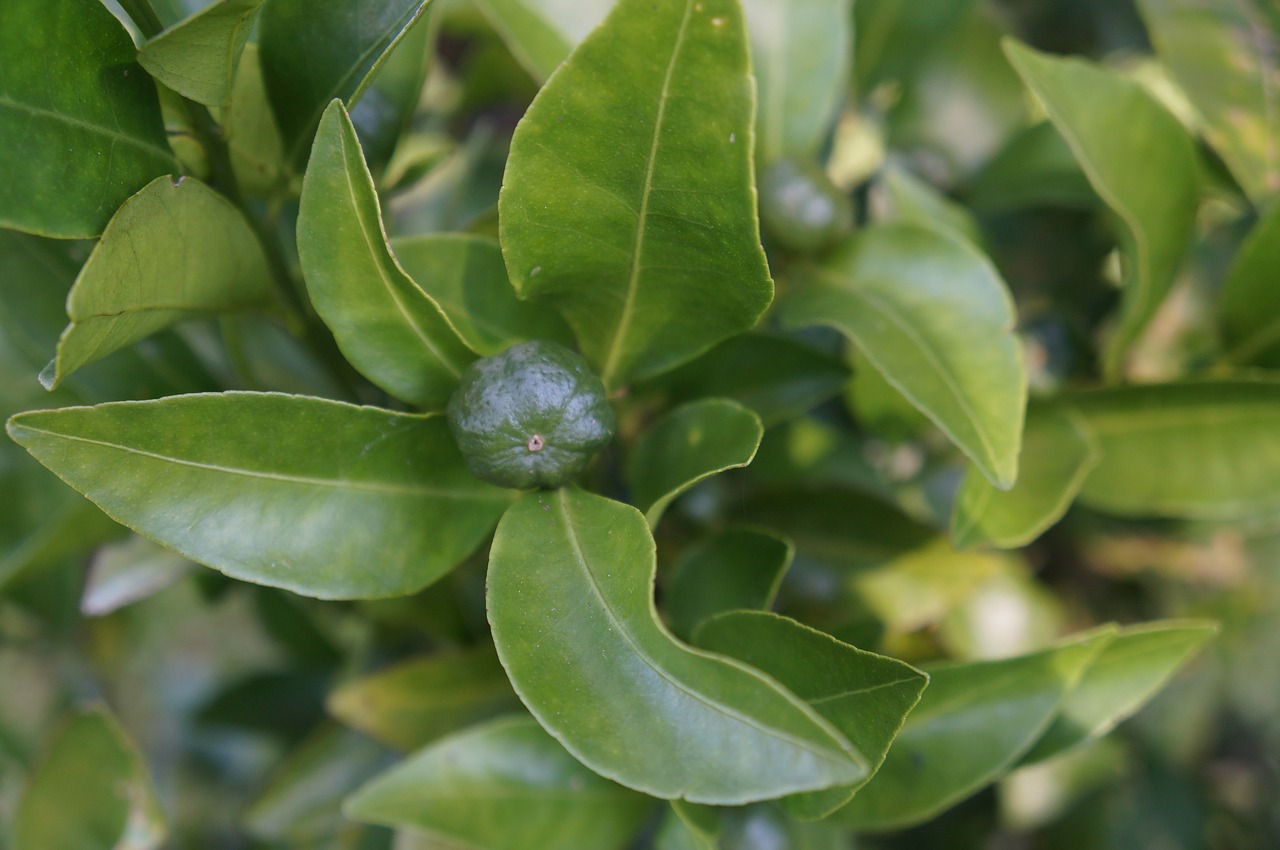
left=527, top=434, right=545, bottom=452
left=711, top=17, right=724, bottom=27
left=729, top=132, right=735, bottom=143
left=530, top=266, right=542, bottom=277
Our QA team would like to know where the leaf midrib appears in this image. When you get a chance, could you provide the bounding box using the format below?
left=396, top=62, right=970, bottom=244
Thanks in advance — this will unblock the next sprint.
left=0, top=95, right=178, bottom=167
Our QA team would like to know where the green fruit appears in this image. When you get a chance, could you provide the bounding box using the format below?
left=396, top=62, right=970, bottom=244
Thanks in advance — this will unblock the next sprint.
left=446, top=340, right=615, bottom=490
left=758, top=157, right=854, bottom=252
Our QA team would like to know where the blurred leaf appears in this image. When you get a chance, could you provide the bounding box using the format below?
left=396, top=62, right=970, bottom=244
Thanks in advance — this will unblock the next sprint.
left=42, top=175, right=275, bottom=389
left=662, top=529, right=791, bottom=641
left=346, top=716, right=653, bottom=850
left=641, top=333, right=850, bottom=427
left=138, top=0, right=264, bottom=107
left=743, top=0, right=851, bottom=165
left=784, top=222, right=1027, bottom=488
left=470, top=0, right=613, bottom=81
left=224, top=44, right=287, bottom=195
left=1022, top=620, right=1218, bottom=764
left=258, top=0, right=432, bottom=169
left=327, top=646, right=521, bottom=751
left=1137, top=0, right=1280, bottom=202
left=7, top=393, right=513, bottom=599
left=1220, top=201, right=1280, bottom=366
left=14, top=705, right=166, bottom=850
left=694, top=611, right=928, bottom=819
left=245, top=725, right=390, bottom=845
left=351, top=9, right=434, bottom=176
left=951, top=405, right=1100, bottom=550
left=1004, top=39, right=1200, bottom=377
left=298, top=101, right=476, bottom=410
left=831, top=629, right=1113, bottom=831
left=80, top=536, right=191, bottom=617
left=628, top=399, right=763, bottom=526
left=1072, top=380, right=1280, bottom=520
left=391, top=234, right=573, bottom=356
left=967, top=122, right=1096, bottom=212
left=0, top=0, right=179, bottom=238
left=658, top=801, right=851, bottom=849
left=937, top=568, right=1065, bottom=661
left=878, top=165, right=983, bottom=245
left=488, top=488, right=868, bottom=803
left=499, top=0, right=773, bottom=389
left=853, top=0, right=970, bottom=93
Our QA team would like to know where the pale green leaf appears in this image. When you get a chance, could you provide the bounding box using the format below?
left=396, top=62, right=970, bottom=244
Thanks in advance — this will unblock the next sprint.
left=6, top=392, right=512, bottom=600
left=138, top=0, right=264, bottom=107
left=42, top=175, right=274, bottom=390
left=1004, top=39, right=1200, bottom=377
left=663, top=528, right=791, bottom=641
left=298, top=101, right=476, bottom=410
left=346, top=716, right=653, bottom=850
left=487, top=488, right=868, bottom=803
left=878, top=165, right=983, bottom=245
left=783, top=222, right=1026, bottom=488
left=224, top=44, right=287, bottom=195
left=1220, top=202, right=1280, bottom=366
left=471, top=0, right=613, bottom=81
left=499, top=0, right=774, bottom=389
left=628, top=399, right=763, bottom=525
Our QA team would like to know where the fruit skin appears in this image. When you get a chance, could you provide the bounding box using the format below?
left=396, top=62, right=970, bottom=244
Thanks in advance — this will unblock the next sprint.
left=758, top=158, right=854, bottom=252
left=446, top=340, right=615, bottom=490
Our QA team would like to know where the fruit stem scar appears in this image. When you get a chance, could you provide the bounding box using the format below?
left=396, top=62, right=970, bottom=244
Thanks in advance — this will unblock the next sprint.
left=527, top=434, right=546, bottom=452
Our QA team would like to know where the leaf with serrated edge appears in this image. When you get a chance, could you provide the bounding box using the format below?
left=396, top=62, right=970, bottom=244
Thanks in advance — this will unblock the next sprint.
left=500, top=0, right=773, bottom=389
left=6, top=392, right=511, bottom=599
left=487, top=488, right=868, bottom=804
left=299, top=101, right=476, bottom=410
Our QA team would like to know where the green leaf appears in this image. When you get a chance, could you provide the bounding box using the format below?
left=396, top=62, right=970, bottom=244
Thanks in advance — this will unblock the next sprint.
left=951, top=405, right=1100, bottom=550
left=351, top=10, right=435, bottom=175
left=80, top=535, right=192, bottom=617
left=224, top=43, right=287, bottom=195
left=743, top=0, right=851, bottom=165
left=1220, top=202, right=1280, bottom=366
left=346, top=717, right=653, bottom=850
left=391, top=234, right=573, bottom=356
left=487, top=488, right=868, bottom=804
left=258, top=0, right=433, bottom=169
left=663, top=529, right=791, bottom=641
left=1023, top=620, right=1217, bottom=764
left=658, top=801, right=850, bottom=850
left=6, top=392, right=512, bottom=599
left=470, top=0, right=612, bottom=81
left=244, top=726, right=390, bottom=845
left=1072, top=380, right=1280, bottom=520
left=327, top=645, right=521, bottom=751
left=1137, top=0, right=1280, bottom=202
left=879, top=165, right=983, bottom=246
left=968, top=122, right=1096, bottom=212
left=138, top=0, right=264, bottom=107
left=641, top=333, right=850, bottom=427
left=628, top=399, right=764, bottom=525
left=14, top=706, right=166, bottom=850
left=693, top=611, right=929, bottom=819
left=298, top=101, right=476, bottom=410
left=831, top=630, right=1113, bottom=831
left=1003, top=39, right=1200, bottom=377
left=783, top=222, right=1026, bottom=488
left=499, top=0, right=774, bottom=389
left=42, top=175, right=275, bottom=390
left=0, top=0, right=179, bottom=237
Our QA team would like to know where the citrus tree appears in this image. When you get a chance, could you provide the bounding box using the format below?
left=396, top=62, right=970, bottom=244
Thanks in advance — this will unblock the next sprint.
left=2, top=0, right=1277, bottom=847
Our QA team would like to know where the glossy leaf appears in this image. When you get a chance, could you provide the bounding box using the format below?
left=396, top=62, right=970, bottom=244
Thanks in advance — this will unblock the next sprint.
left=641, top=333, right=850, bottom=427
left=694, top=611, right=929, bottom=819
left=391, top=233, right=573, bottom=356
left=628, top=399, right=764, bottom=525
left=1023, top=621, right=1217, bottom=764
left=951, top=405, right=1100, bottom=550
left=327, top=646, right=521, bottom=751
left=487, top=488, right=868, bottom=803
left=6, top=392, right=512, bottom=599
left=14, top=706, right=166, bottom=850
left=831, top=630, right=1113, bottom=831
left=500, top=0, right=774, bottom=389
left=351, top=9, right=435, bottom=175
left=471, top=0, right=612, bottom=82
left=0, top=0, right=178, bottom=237
left=1072, top=380, right=1280, bottom=520
left=663, top=529, right=791, bottom=641
left=1137, top=0, right=1280, bottom=201
left=138, top=0, right=264, bottom=107
left=346, top=716, right=653, bottom=850
left=743, top=0, right=851, bottom=164
left=783, top=222, right=1026, bottom=488
left=81, top=535, right=192, bottom=617
left=224, top=43, right=287, bottom=195
left=298, top=101, right=476, bottom=409
left=1004, top=39, right=1200, bottom=376
left=259, top=0, right=432, bottom=169
left=43, top=175, right=274, bottom=389
left=1220, top=202, right=1280, bottom=365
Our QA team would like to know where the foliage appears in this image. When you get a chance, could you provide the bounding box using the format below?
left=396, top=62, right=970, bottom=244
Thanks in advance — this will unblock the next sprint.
left=1, top=0, right=1277, bottom=847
